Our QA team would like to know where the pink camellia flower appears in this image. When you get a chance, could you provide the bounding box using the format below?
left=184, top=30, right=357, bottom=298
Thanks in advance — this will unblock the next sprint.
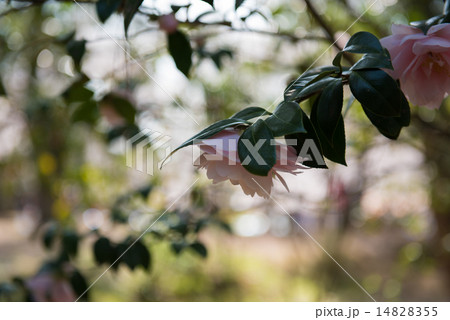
left=380, top=23, right=450, bottom=109
left=26, top=272, right=76, bottom=302
left=194, top=128, right=308, bottom=198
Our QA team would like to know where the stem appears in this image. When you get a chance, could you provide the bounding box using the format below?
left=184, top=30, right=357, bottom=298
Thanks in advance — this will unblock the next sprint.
left=445, top=0, right=450, bottom=15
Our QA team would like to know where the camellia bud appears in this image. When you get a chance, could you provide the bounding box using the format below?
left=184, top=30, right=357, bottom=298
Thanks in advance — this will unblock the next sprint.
left=158, top=14, right=179, bottom=34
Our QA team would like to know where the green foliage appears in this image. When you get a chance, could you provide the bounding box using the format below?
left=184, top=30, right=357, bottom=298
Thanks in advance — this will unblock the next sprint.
left=264, top=101, right=306, bottom=137
left=342, top=31, right=384, bottom=54
left=62, top=230, right=79, bottom=258
left=0, top=78, right=6, bottom=96
left=238, top=119, right=276, bottom=176
left=316, top=78, right=343, bottom=144
left=94, top=237, right=115, bottom=264
left=66, top=39, right=87, bottom=70
left=230, top=106, right=271, bottom=120
left=43, top=225, right=58, bottom=250
left=100, top=93, right=137, bottom=124
left=189, top=242, right=208, bottom=258
left=311, top=96, right=347, bottom=166
left=96, top=0, right=122, bottom=23
left=167, top=118, right=249, bottom=159
left=349, top=69, right=402, bottom=118
left=168, top=30, right=193, bottom=77
left=235, top=0, right=246, bottom=10
left=285, top=109, right=327, bottom=169
left=124, top=0, right=144, bottom=36
left=70, top=270, right=88, bottom=301
left=201, top=0, right=214, bottom=8
left=94, top=236, right=151, bottom=271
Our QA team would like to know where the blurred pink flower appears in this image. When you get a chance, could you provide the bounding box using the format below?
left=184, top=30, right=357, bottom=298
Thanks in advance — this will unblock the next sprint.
left=194, top=128, right=308, bottom=198
left=380, top=23, right=450, bottom=109
left=26, top=272, right=76, bottom=302
left=158, top=14, right=179, bottom=34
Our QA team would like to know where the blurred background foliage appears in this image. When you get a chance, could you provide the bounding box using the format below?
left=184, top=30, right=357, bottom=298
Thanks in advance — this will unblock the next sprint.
left=0, top=0, right=449, bottom=301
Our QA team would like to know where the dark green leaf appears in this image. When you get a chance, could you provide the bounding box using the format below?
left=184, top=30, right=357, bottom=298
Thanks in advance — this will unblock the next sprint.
left=285, top=75, right=339, bottom=102
left=96, top=0, right=121, bottom=23
left=210, top=49, right=233, bottom=69
left=66, top=40, right=87, bottom=69
left=166, top=118, right=249, bottom=160
left=62, top=230, right=79, bottom=258
left=361, top=93, right=410, bottom=139
left=235, top=0, right=245, bottom=10
left=43, top=225, right=58, bottom=250
left=285, top=69, right=340, bottom=102
left=316, top=78, right=343, bottom=144
left=350, top=52, right=393, bottom=71
left=122, top=240, right=151, bottom=270
left=0, top=78, right=6, bottom=96
left=285, top=104, right=327, bottom=169
left=201, top=0, right=214, bottom=8
left=42, top=225, right=58, bottom=249
left=230, top=106, right=271, bottom=120
left=94, top=237, right=115, bottom=264
left=70, top=270, right=88, bottom=301
left=100, top=93, right=136, bottom=124
left=63, top=76, right=92, bottom=104
left=71, top=100, right=99, bottom=124
left=411, top=15, right=444, bottom=34
left=332, top=52, right=343, bottom=68
left=264, top=101, right=306, bottom=136
left=171, top=241, right=187, bottom=255
left=349, top=69, right=402, bottom=117
left=238, top=119, right=276, bottom=176
left=343, top=31, right=384, bottom=54
left=124, top=0, right=144, bottom=36
left=311, top=96, right=347, bottom=165
left=168, top=30, right=192, bottom=77
left=190, top=242, right=208, bottom=258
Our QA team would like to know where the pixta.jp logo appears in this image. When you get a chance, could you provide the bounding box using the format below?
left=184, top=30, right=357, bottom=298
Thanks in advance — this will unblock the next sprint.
left=126, top=129, right=171, bottom=175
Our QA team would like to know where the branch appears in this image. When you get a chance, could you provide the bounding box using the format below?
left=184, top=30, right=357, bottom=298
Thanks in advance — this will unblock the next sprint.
left=304, top=0, right=356, bottom=65
left=304, top=0, right=343, bottom=51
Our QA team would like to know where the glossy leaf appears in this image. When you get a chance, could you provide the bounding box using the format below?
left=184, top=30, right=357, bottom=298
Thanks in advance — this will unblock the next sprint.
left=168, top=118, right=249, bottom=159
left=62, top=230, right=79, bottom=258
left=101, top=93, right=136, bottom=124
left=190, top=242, right=208, bottom=258
left=201, top=0, right=214, bottom=8
left=349, top=69, right=402, bottom=117
left=284, top=69, right=339, bottom=102
left=285, top=107, right=327, bottom=169
left=0, top=78, right=6, bottom=96
left=94, top=237, right=115, bottom=264
left=43, top=225, right=58, bottom=250
left=230, top=106, right=271, bottom=120
left=311, top=96, right=347, bottom=165
left=362, top=93, right=410, bottom=139
left=350, top=52, right=393, bottom=71
left=238, top=119, right=276, bottom=176
left=70, top=270, right=88, bottom=301
left=168, top=30, right=193, bottom=77
left=96, top=0, right=121, bottom=23
left=66, top=39, right=86, bottom=68
left=122, top=240, right=151, bottom=270
left=235, top=0, right=245, bottom=10
left=343, top=31, right=384, bottom=54
left=124, top=0, right=144, bottom=36
left=316, top=78, right=343, bottom=144
left=71, top=100, right=99, bottom=124
left=264, top=101, right=306, bottom=136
